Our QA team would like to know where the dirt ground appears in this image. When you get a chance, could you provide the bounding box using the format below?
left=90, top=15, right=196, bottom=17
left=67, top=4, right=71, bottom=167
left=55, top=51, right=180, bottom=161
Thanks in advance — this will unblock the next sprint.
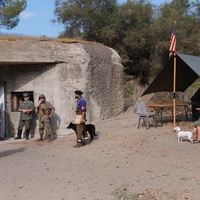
left=0, top=106, right=200, bottom=200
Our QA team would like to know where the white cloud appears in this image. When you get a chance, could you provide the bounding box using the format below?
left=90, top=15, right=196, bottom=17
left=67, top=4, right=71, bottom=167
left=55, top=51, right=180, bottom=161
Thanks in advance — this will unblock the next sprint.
left=20, top=11, right=36, bottom=19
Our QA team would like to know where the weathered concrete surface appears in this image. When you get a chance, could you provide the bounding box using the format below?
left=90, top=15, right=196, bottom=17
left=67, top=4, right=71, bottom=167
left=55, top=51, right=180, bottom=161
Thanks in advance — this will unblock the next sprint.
left=0, top=37, right=124, bottom=137
left=0, top=39, right=86, bottom=64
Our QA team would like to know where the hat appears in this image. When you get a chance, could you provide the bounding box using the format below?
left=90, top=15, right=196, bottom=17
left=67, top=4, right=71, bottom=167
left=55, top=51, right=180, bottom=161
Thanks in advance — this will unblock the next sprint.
left=74, top=90, right=83, bottom=95
left=23, top=93, right=30, bottom=97
left=39, top=94, right=46, bottom=99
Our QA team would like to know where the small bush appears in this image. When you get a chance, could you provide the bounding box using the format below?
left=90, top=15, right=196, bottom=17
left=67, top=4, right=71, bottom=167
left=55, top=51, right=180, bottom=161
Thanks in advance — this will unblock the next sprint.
left=112, top=187, right=139, bottom=200
left=125, top=80, right=134, bottom=101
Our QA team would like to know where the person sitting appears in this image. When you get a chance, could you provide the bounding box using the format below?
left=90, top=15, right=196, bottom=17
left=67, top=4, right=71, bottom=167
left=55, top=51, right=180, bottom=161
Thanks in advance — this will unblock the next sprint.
left=193, top=120, right=200, bottom=142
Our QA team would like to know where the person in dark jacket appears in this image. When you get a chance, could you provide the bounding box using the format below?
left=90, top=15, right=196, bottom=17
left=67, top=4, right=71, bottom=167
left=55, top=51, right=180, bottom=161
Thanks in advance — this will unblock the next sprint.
left=15, top=93, right=34, bottom=140
left=73, top=90, right=88, bottom=147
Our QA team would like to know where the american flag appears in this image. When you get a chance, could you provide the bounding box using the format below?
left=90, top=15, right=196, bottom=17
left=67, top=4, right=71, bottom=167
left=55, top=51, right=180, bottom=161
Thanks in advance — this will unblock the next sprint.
left=169, top=22, right=176, bottom=57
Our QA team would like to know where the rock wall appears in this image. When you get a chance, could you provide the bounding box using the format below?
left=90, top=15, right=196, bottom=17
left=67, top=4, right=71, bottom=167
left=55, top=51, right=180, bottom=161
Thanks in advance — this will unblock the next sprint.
left=0, top=37, right=124, bottom=137
left=83, top=44, right=124, bottom=120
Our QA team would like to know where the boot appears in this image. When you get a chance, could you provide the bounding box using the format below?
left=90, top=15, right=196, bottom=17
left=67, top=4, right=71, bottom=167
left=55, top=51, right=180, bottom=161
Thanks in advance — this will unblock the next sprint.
left=15, top=129, right=22, bottom=139
left=47, top=134, right=52, bottom=142
left=25, top=129, right=30, bottom=140
left=37, top=130, right=44, bottom=141
left=37, top=134, right=44, bottom=141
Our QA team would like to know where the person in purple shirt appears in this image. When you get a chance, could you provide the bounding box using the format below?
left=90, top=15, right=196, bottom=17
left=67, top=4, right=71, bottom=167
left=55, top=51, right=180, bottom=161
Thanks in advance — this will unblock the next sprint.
left=74, top=90, right=88, bottom=147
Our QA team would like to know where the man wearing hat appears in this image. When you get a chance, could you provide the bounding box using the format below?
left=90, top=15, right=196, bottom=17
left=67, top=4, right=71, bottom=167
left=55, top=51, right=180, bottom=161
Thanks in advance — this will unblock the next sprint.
left=74, top=90, right=88, bottom=147
left=15, top=93, right=35, bottom=140
left=35, top=94, right=55, bottom=142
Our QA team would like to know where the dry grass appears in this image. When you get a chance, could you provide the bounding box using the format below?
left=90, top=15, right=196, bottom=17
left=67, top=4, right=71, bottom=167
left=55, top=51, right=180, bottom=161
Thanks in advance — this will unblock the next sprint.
left=0, top=35, right=101, bottom=45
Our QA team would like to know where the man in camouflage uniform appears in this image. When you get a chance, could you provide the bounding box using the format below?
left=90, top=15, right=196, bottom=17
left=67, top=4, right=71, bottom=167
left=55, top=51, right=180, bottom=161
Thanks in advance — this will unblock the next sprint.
left=35, top=94, right=55, bottom=142
left=15, top=93, right=35, bottom=140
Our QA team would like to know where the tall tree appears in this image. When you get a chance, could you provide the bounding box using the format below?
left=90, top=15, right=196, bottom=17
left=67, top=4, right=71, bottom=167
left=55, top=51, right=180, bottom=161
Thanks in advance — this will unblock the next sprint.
left=151, top=0, right=200, bottom=75
left=0, top=0, right=27, bottom=29
left=53, top=0, right=119, bottom=45
left=116, top=0, right=154, bottom=84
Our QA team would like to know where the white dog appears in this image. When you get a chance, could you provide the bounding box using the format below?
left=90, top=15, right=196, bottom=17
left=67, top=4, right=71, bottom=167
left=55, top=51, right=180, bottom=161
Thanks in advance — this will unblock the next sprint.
left=174, top=126, right=195, bottom=143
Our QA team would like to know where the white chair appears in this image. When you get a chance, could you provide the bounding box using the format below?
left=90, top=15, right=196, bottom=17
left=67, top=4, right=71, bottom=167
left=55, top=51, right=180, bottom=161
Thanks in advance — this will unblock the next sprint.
left=137, top=101, right=156, bottom=129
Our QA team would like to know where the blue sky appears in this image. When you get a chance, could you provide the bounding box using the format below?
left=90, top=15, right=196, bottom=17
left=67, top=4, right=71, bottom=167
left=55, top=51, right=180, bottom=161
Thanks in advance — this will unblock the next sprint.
left=0, top=0, right=169, bottom=38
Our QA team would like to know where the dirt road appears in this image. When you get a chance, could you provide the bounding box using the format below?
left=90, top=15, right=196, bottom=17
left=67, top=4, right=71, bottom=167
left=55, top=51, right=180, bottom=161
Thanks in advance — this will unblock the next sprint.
left=0, top=108, right=199, bottom=200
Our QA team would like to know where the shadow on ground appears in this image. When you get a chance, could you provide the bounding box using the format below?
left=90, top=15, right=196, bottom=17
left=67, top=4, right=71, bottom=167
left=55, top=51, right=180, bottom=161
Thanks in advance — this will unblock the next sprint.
left=0, top=147, right=27, bottom=158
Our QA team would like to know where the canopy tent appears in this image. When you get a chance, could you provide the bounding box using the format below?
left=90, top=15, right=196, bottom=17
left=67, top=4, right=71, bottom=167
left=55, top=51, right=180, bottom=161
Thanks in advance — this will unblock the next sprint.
left=191, top=88, right=200, bottom=121
left=142, top=53, right=200, bottom=96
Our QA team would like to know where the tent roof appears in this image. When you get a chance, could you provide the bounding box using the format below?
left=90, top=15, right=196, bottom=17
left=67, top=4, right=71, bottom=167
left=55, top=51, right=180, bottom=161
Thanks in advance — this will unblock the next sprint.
left=142, top=53, right=200, bottom=96
left=191, top=88, right=200, bottom=102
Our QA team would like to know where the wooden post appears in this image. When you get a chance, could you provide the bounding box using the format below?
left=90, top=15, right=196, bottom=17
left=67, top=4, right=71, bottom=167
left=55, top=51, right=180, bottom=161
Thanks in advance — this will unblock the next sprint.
left=173, top=54, right=176, bottom=128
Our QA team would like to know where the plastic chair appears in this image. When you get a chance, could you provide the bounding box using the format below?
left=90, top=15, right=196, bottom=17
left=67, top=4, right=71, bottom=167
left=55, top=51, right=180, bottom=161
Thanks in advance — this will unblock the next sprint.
left=137, top=101, right=157, bottom=129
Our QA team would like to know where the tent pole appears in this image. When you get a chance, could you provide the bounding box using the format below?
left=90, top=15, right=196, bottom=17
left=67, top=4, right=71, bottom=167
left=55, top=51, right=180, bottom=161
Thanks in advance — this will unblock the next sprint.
left=173, top=54, right=177, bottom=128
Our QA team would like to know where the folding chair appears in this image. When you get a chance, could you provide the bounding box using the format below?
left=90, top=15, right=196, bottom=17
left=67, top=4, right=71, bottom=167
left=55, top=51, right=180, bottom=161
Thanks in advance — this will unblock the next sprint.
left=137, top=101, right=157, bottom=129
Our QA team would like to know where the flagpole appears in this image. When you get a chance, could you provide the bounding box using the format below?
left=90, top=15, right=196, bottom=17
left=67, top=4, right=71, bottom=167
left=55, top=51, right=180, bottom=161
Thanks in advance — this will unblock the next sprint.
left=169, top=21, right=176, bottom=128
left=173, top=54, right=176, bottom=128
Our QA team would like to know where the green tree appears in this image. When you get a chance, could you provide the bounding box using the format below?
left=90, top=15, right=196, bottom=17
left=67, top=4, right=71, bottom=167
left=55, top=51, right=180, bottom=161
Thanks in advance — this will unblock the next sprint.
left=151, top=0, right=200, bottom=75
left=53, top=0, right=119, bottom=45
left=116, top=0, right=154, bottom=84
left=0, top=0, right=27, bottom=29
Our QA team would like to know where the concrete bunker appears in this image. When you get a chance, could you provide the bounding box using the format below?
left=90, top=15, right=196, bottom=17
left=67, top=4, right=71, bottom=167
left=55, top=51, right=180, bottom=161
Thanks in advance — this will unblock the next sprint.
left=0, top=37, right=124, bottom=138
